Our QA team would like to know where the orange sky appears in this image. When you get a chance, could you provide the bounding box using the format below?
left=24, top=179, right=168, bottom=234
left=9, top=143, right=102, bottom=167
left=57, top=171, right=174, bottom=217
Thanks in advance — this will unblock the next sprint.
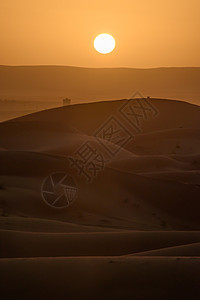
left=1, top=0, right=199, bottom=68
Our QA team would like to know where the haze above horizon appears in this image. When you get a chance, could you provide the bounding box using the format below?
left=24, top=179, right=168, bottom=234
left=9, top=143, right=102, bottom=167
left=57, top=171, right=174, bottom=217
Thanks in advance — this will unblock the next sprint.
left=1, top=0, right=199, bottom=68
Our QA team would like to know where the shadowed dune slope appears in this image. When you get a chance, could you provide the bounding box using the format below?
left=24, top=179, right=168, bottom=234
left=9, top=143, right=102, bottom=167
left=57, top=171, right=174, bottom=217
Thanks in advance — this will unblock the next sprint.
left=0, top=257, right=200, bottom=300
left=1, top=230, right=200, bottom=258
left=0, top=98, right=200, bottom=230
left=0, top=97, right=200, bottom=299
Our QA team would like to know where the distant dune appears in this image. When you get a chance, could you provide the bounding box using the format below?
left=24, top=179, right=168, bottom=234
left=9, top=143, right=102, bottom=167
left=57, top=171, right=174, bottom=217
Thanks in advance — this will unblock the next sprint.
left=0, top=99, right=61, bottom=122
left=0, top=66, right=200, bottom=105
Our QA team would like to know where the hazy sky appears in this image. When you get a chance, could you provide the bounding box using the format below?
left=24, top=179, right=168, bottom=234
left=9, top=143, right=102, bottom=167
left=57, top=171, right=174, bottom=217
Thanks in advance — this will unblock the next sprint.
left=1, top=0, right=199, bottom=68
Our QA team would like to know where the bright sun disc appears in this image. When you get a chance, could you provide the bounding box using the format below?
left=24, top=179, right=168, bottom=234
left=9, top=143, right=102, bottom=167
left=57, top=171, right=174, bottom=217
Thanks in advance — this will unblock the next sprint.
left=94, top=34, right=115, bottom=54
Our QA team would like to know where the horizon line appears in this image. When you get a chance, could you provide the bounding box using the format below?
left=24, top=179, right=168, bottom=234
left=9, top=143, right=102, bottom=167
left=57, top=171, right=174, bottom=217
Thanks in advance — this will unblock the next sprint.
left=0, top=65, right=200, bottom=70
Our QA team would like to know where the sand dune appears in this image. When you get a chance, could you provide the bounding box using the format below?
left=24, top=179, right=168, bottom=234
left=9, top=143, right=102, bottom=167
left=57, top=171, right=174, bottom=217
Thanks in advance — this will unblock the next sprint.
left=0, top=100, right=61, bottom=122
left=0, top=97, right=200, bottom=299
left=1, top=230, right=200, bottom=258
left=0, top=98, right=199, bottom=152
left=0, top=216, right=118, bottom=233
left=0, top=257, right=199, bottom=299
left=0, top=98, right=200, bottom=230
left=131, top=242, right=200, bottom=257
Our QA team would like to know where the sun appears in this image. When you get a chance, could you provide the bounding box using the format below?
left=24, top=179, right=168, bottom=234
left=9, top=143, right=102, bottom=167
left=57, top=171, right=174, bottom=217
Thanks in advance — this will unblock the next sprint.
left=94, top=34, right=115, bottom=54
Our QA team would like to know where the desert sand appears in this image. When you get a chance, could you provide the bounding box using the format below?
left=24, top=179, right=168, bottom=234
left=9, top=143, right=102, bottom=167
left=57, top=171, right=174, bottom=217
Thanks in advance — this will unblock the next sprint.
left=0, top=97, right=200, bottom=299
